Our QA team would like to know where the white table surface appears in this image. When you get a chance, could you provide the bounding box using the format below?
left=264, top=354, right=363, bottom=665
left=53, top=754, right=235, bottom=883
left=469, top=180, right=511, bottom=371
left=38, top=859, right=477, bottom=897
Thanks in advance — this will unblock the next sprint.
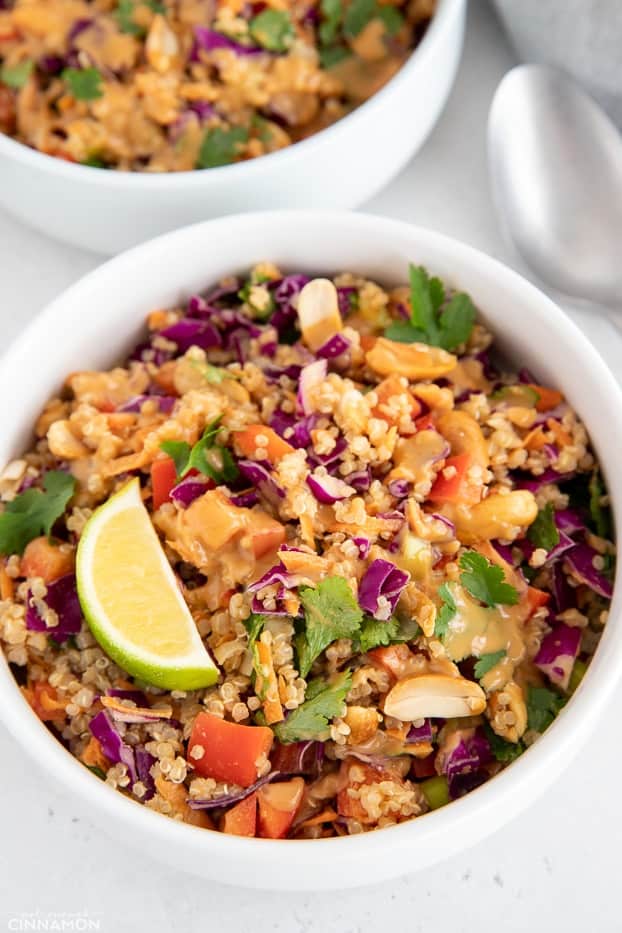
left=1, top=3, right=621, bottom=930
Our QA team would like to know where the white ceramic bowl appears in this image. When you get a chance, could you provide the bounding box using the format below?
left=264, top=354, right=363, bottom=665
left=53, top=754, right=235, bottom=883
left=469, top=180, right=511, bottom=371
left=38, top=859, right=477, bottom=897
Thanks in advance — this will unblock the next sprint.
left=0, top=211, right=620, bottom=890
left=0, top=0, right=465, bottom=256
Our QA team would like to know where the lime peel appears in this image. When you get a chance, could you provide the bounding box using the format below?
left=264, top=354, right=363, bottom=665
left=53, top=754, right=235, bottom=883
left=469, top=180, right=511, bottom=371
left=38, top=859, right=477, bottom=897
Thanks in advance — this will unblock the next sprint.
left=76, top=478, right=218, bottom=690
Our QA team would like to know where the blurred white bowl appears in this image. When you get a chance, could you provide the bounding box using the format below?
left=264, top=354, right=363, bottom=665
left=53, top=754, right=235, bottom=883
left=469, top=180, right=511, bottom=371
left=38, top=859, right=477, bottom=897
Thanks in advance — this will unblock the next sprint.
left=0, top=211, right=620, bottom=890
left=0, top=0, right=465, bottom=255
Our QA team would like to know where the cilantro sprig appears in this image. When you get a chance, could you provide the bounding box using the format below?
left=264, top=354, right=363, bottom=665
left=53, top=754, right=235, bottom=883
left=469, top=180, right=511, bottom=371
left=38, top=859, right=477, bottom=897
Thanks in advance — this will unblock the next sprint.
left=354, top=614, right=419, bottom=653
left=273, top=670, right=351, bottom=743
left=116, top=0, right=165, bottom=35
left=473, top=649, right=506, bottom=680
left=434, top=582, right=456, bottom=639
left=196, top=126, right=249, bottom=170
left=0, top=60, right=33, bottom=89
left=160, top=416, right=238, bottom=485
left=484, top=723, right=524, bottom=762
left=243, top=612, right=266, bottom=654
left=296, top=577, right=363, bottom=677
left=459, top=551, right=519, bottom=608
left=526, top=685, right=566, bottom=734
left=385, top=264, right=476, bottom=351
left=343, top=0, right=404, bottom=37
left=0, top=471, right=76, bottom=556
left=62, top=67, right=104, bottom=101
left=527, top=503, right=559, bottom=552
left=589, top=470, right=611, bottom=539
left=249, top=9, right=294, bottom=52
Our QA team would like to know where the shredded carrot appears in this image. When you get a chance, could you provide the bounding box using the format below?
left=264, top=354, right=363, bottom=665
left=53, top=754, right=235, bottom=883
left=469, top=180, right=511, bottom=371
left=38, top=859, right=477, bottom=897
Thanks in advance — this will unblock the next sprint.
left=80, top=736, right=110, bottom=771
left=234, top=425, right=294, bottom=465
left=256, top=639, right=284, bottom=725
left=23, top=682, right=66, bottom=722
left=300, top=808, right=338, bottom=829
left=0, top=564, right=14, bottom=601
left=101, top=450, right=149, bottom=477
left=527, top=384, right=564, bottom=413
left=153, top=360, right=178, bottom=395
left=106, top=413, right=136, bottom=432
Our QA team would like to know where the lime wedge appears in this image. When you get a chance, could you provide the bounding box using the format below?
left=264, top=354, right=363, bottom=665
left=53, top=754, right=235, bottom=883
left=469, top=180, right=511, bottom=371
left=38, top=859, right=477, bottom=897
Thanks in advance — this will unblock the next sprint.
left=76, top=478, right=218, bottom=690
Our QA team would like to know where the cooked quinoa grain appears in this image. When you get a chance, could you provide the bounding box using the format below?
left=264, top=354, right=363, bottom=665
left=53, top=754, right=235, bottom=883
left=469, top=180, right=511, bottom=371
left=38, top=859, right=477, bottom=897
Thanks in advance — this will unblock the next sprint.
left=0, top=261, right=614, bottom=839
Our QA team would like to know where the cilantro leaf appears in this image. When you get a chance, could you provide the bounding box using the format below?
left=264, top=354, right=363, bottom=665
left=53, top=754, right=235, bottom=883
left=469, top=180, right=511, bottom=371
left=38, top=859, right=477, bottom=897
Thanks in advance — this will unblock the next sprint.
left=383, top=320, right=426, bottom=344
left=160, top=440, right=191, bottom=478
left=249, top=9, right=294, bottom=52
left=459, top=551, right=519, bottom=608
left=438, top=293, right=476, bottom=351
left=473, top=649, right=506, bottom=680
left=409, top=264, right=440, bottom=343
left=0, top=60, right=33, bottom=89
left=86, top=764, right=107, bottom=780
left=62, top=67, right=103, bottom=101
left=355, top=614, right=399, bottom=653
left=196, top=126, right=248, bottom=170
left=483, top=723, right=524, bottom=762
left=319, top=45, right=351, bottom=68
left=435, top=582, right=456, bottom=639
left=319, top=0, right=343, bottom=45
left=377, top=5, right=404, bottom=34
left=273, top=670, right=351, bottom=743
left=0, top=471, right=76, bottom=556
left=527, top=503, right=559, bottom=552
left=190, top=360, right=234, bottom=385
left=116, top=0, right=165, bottom=35
left=589, top=470, right=611, bottom=539
left=161, top=418, right=238, bottom=485
left=243, top=612, right=267, bottom=654
left=526, top=685, right=566, bottom=733
left=297, top=577, right=363, bottom=677
left=81, top=154, right=108, bottom=168
left=343, top=0, right=375, bottom=36
left=385, top=263, right=476, bottom=351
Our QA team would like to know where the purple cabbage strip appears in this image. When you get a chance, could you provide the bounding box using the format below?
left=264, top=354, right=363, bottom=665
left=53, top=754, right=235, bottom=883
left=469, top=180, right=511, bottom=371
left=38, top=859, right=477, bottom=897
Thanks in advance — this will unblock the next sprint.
left=117, top=395, right=176, bottom=414
left=551, top=561, right=574, bottom=613
left=534, top=623, right=581, bottom=689
left=554, top=509, right=585, bottom=536
left=358, top=558, right=410, bottom=619
left=336, top=286, right=357, bottom=317
left=345, top=468, right=372, bottom=492
left=135, top=747, right=156, bottom=801
left=449, top=770, right=488, bottom=800
left=159, top=317, right=222, bottom=353
left=306, top=472, right=354, bottom=505
left=247, top=562, right=299, bottom=593
left=170, top=475, right=212, bottom=508
left=441, top=733, right=491, bottom=784
left=564, top=544, right=613, bottom=599
left=25, top=574, right=82, bottom=644
left=89, top=710, right=137, bottom=783
left=406, top=720, right=433, bottom=744
left=352, top=536, right=370, bottom=559
left=238, top=460, right=285, bottom=506
left=513, top=468, right=576, bottom=492
left=387, top=478, right=410, bottom=499
left=192, top=26, right=264, bottom=59
left=187, top=771, right=280, bottom=810
left=316, top=333, right=351, bottom=360
left=307, top=436, right=348, bottom=469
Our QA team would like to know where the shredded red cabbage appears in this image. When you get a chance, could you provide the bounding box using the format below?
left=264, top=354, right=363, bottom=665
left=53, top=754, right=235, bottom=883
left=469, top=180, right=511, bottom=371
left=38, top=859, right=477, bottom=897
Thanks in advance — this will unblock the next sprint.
left=238, top=460, right=285, bottom=505
left=358, top=559, right=410, bottom=619
left=88, top=710, right=137, bottom=783
left=117, top=395, right=176, bottom=414
left=514, top=468, right=576, bottom=491
left=192, top=26, right=264, bottom=59
left=534, top=623, right=581, bottom=689
left=170, top=475, right=212, bottom=508
left=352, top=536, right=370, bottom=559
left=25, top=574, right=82, bottom=644
left=135, top=747, right=156, bottom=801
left=306, top=472, right=354, bottom=505
left=187, top=770, right=280, bottom=810
left=159, top=317, right=222, bottom=352
left=316, top=334, right=350, bottom=360
left=406, top=720, right=433, bottom=743
left=565, top=544, right=613, bottom=599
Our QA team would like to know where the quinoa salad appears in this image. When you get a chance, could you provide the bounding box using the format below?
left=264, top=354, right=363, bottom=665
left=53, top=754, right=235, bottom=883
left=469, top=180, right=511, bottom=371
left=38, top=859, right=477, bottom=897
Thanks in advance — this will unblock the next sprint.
left=0, top=261, right=614, bottom=839
left=0, top=0, right=435, bottom=171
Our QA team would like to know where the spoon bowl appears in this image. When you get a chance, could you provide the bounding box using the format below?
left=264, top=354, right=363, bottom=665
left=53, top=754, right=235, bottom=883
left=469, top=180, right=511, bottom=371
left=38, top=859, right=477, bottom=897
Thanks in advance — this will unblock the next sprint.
left=488, top=64, right=622, bottom=306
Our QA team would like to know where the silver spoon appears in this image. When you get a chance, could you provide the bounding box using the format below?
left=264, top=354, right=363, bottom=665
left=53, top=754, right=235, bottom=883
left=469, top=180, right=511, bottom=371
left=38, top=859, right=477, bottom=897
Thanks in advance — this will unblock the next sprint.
left=488, top=64, right=622, bottom=316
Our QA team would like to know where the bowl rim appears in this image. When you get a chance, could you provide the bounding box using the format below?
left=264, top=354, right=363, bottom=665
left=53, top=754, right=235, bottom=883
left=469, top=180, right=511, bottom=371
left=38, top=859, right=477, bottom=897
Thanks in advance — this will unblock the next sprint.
left=0, top=0, right=463, bottom=187
left=0, top=209, right=620, bottom=883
